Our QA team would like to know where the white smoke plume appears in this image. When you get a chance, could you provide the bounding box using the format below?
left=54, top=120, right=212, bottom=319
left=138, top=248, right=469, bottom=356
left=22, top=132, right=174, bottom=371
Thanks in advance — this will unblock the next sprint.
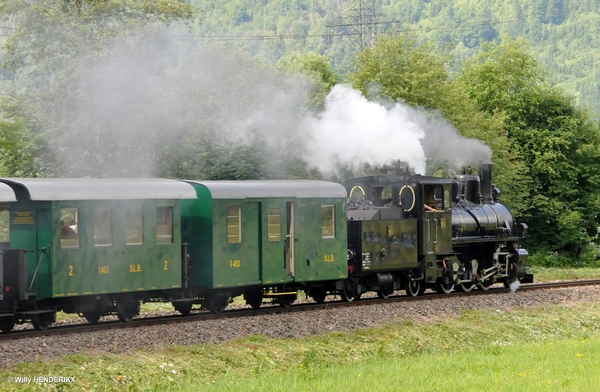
left=509, top=280, right=521, bottom=293
left=21, top=24, right=491, bottom=178
left=301, top=85, right=492, bottom=175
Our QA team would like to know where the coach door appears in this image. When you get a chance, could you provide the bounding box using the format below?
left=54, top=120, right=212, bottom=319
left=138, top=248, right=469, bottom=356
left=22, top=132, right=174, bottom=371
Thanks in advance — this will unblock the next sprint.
left=259, top=202, right=294, bottom=284
left=285, top=202, right=295, bottom=277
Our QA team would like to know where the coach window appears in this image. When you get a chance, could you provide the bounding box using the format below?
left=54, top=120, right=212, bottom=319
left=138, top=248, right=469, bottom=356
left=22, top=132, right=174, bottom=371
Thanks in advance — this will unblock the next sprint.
left=267, top=208, right=281, bottom=242
left=227, top=205, right=242, bottom=244
left=0, top=206, right=9, bottom=244
left=126, top=207, right=144, bottom=245
left=156, top=206, right=173, bottom=244
left=60, top=208, right=79, bottom=248
left=322, top=205, right=335, bottom=238
left=94, top=208, right=112, bottom=246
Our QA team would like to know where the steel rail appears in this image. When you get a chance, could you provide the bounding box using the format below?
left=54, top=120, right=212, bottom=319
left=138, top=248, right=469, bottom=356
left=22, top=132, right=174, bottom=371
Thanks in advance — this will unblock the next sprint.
left=2, top=279, right=600, bottom=342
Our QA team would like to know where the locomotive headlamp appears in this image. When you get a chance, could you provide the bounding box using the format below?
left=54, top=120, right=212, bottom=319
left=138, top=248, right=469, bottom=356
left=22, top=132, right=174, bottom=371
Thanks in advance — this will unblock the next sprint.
left=515, top=223, right=528, bottom=237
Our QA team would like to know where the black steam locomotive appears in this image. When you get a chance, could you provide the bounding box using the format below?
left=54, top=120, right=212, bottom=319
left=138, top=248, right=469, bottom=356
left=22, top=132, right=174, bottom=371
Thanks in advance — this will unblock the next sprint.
left=326, top=163, right=532, bottom=302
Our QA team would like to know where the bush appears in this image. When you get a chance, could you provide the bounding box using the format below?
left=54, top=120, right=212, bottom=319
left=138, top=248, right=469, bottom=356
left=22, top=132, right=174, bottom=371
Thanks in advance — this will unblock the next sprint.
left=528, top=244, right=600, bottom=268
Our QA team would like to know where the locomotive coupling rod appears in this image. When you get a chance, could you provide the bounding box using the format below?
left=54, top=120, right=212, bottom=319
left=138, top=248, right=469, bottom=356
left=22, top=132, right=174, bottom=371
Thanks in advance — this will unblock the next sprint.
left=481, top=267, right=499, bottom=281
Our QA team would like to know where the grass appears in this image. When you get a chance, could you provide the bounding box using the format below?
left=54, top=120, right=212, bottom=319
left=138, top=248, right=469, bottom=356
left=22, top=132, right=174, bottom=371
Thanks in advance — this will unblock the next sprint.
left=3, top=301, right=600, bottom=391
left=528, top=266, right=600, bottom=282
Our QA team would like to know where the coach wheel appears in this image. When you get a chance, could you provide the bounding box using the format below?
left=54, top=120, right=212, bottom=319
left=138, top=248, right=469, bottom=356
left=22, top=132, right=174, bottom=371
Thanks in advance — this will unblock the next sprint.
left=0, top=317, right=15, bottom=333
left=279, top=294, right=296, bottom=308
left=244, top=289, right=263, bottom=309
left=174, top=303, right=192, bottom=316
left=117, top=300, right=140, bottom=322
left=311, top=291, right=327, bottom=304
left=32, top=313, right=54, bottom=331
left=405, top=280, right=421, bottom=297
left=208, top=295, right=229, bottom=314
left=83, top=311, right=102, bottom=324
left=377, top=286, right=394, bottom=299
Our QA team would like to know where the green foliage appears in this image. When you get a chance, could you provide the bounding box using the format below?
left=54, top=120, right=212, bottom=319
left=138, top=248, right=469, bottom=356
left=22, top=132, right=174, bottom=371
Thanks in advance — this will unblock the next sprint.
left=0, top=118, right=39, bottom=177
left=0, top=0, right=196, bottom=177
left=346, top=32, right=530, bottom=217
left=277, top=51, right=338, bottom=111
left=348, top=31, right=450, bottom=110
left=528, top=246, right=600, bottom=268
left=184, top=0, right=600, bottom=114
left=459, top=37, right=600, bottom=258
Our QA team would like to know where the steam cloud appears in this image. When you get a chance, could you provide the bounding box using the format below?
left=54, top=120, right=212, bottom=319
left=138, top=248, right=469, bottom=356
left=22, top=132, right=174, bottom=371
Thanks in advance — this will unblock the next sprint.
left=509, top=280, right=521, bottom=293
left=301, top=85, right=492, bottom=175
left=22, top=27, right=492, bottom=178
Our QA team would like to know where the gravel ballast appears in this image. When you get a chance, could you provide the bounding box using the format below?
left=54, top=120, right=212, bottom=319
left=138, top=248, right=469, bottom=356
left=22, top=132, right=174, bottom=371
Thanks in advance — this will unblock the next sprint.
left=2, top=286, right=599, bottom=369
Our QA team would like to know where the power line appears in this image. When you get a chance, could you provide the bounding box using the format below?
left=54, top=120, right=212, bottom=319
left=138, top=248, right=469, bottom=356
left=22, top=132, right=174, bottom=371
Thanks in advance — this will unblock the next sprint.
left=0, top=2, right=597, bottom=42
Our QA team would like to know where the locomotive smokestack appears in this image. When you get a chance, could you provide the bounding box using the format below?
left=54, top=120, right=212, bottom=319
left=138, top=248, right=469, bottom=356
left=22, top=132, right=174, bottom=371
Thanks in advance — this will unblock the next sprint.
left=479, top=162, right=493, bottom=203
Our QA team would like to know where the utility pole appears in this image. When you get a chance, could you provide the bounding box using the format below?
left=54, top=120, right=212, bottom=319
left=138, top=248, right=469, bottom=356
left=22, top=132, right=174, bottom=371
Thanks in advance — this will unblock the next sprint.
left=326, top=0, right=382, bottom=53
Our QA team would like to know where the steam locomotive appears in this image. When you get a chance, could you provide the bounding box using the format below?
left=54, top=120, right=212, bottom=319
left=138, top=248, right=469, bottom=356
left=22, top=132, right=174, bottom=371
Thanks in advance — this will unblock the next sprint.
left=0, top=164, right=531, bottom=333
left=335, top=163, right=531, bottom=302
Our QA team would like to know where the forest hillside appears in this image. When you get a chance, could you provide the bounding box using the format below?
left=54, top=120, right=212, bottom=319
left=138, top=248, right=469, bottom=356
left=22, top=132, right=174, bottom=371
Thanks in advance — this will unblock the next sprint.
left=191, top=0, right=600, bottom=114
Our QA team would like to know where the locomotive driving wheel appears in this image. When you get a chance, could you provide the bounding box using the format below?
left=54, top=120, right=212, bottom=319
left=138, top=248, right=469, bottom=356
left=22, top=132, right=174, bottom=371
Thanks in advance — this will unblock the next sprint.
left=435, top=282, right=454, bottom=294
left=405, top=280, right=421, bottom=297
left=478, top=278, right=495, bottom=291
left=377, top=286, right=394, bottom=299
left=459, top=281, right=475, bottom=292
left=504, top=261, right=519, bottom=289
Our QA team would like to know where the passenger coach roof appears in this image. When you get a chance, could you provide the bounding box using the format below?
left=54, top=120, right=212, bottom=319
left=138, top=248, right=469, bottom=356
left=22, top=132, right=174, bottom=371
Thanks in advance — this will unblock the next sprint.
left=0, top=182, right=16, bottom=202
left=184, top=180, right=347, bottom=199
left=0, top=178, right=197, bottom=201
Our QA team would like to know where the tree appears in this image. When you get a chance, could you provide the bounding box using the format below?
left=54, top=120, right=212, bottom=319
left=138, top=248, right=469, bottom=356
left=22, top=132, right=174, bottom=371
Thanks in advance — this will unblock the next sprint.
left=345, top=31, right=529, bottom=215
left=0, top=118, right=39, bottom=177
left=348, top=31, right=450, bottom=110
left=277, top=51, right=338, bottom=111
left=458, top=36, right=600, bottom=263
left=0, top=0, right=195, bottom=177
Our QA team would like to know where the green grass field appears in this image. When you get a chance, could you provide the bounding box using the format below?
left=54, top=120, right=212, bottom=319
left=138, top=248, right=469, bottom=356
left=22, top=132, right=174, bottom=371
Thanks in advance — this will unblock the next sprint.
left=3, top=300, right=600, bottom=391
left=528, top=266, right=600, bottom=282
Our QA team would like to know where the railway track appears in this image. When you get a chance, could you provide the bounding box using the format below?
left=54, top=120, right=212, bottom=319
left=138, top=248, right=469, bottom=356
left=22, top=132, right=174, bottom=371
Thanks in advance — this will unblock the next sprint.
left=3, top=279, right=599, bottom=342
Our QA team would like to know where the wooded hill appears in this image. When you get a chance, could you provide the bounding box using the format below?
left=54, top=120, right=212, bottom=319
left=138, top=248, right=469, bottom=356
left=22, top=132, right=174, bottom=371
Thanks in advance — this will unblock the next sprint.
left=191, top=0, right=600, bottom=115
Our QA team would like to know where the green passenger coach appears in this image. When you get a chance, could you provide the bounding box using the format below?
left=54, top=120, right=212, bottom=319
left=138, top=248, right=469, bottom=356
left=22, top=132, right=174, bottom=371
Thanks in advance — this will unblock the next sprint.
left=0, top=178, right=197, bottom=330
left=181, top=180, right=348, bottom=310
